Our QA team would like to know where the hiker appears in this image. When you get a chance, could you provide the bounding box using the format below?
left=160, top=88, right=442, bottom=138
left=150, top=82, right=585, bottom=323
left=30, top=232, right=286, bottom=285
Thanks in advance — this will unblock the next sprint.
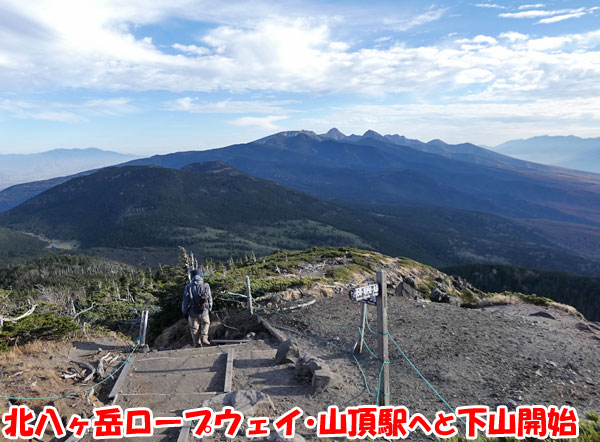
left=182, top=269, right=213, bottom=346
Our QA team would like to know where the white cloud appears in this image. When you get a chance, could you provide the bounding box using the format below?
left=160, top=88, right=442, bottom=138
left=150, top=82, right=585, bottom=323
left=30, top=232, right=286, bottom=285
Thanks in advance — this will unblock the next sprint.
left=518, top=3, right=545, bottom=9
left=165, top=97, right=293, bottom=114
left=231, top=115, right=287, bottom=130
left=500, top=9, right=563, bottom=18
left=537, top=12, right=587, bottom=23
left=0, top=1, right=598, bottom=109
left=500, top=6, right=595, bottom=21
left=172, top=43, right=210, bottom=56
left=475, top=3, right=506, bottom=9
left=499, top=31, right=529, bottom=41
left=383, top=7, right=447, bottom=30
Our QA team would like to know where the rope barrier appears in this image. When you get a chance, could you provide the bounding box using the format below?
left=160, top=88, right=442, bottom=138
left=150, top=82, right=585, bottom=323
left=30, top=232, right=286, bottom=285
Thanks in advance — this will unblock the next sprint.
left=255, top=294, right=463, bottom=425
left=362, top=314, right=466, bottom=425
left=0, top=337, right=140, bottom=401
left=253, top=301, right=382, bottom=399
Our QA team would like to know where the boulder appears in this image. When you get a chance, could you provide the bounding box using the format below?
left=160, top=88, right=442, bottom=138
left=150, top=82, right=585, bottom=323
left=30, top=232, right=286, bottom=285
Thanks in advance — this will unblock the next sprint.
left=275, top=339, right=299, bottom=364
left=312, top=368, right=342, bottom=395
left=395, top=277, right=420, bottom=298
left=430, top=289, right=451, bottom=303
left=295, top=355, right=340, bottom=394
left=295, top=355, right=326, bottom=379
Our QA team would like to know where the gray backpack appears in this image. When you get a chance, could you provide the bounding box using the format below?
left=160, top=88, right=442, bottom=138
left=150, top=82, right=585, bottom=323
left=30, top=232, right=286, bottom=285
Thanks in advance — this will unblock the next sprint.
left=191, top=281, right=208, bottom=314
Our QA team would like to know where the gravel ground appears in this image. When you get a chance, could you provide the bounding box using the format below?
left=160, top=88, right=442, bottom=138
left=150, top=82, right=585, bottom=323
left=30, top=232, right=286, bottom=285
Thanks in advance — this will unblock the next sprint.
left=259, top=291, right=600, bottom=440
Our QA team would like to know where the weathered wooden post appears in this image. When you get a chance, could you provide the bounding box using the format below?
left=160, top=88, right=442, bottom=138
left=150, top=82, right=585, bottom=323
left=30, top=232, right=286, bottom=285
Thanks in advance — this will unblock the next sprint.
left=140, top=310, right=148, bottom=346
left=377, top=269, right=390, bottom=405
left=246, top=276, right=253, bottom=314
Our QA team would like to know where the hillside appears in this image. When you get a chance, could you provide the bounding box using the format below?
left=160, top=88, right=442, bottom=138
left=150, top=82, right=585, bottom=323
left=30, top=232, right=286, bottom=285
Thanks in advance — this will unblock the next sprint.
left=0, top=226, right=47, bottom=258
left=0, top=171, right=95, bottom=212
left=0, top=163, right=375, bottom=257
left=445, top=263, right=600, bottom=321
left=1, top=247, right=599, bottom=440
left=0, top=148, right=137, bottom=190
left=120, top=130, right=600, bottom=265
left=1, top=162, right=597, bottom=273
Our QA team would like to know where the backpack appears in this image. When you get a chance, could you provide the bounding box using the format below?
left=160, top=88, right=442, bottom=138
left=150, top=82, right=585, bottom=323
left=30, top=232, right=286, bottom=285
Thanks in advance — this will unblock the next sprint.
left=190, top=281, right=207, bottom=314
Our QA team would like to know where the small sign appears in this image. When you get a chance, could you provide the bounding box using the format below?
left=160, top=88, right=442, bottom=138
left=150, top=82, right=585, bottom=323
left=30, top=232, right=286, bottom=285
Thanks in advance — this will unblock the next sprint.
left=349, top=284, right=379, bottom=303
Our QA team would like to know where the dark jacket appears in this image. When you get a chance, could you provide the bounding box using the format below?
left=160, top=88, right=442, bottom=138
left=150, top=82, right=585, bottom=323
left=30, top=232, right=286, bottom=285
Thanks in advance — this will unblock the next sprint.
left=182, top=275, right=212, bottom=318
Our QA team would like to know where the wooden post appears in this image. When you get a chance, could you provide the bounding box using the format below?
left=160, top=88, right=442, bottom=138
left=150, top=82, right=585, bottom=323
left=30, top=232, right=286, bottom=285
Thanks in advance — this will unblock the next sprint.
left=224, top=348, right=234, bottom=393
left=140, top=310, right=148, bottom=346
left=246, top=276, right=253, bottom=315
left=354, top=303, right=367, bottom=354
left=376, top=269, right=390, bottom=406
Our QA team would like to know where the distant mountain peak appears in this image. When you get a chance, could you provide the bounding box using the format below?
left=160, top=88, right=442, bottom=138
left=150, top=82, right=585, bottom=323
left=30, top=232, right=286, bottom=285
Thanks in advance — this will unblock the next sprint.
left=426, top=139, right=448, bottom=147
left=255, top=130, right=321, bottom=144
left=363, top=129, right=384, bottom=139
left=322, top=128, right=346, bottom=140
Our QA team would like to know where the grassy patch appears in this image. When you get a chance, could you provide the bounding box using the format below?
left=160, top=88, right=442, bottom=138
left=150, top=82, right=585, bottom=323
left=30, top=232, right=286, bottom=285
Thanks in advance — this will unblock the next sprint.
left=479, top=291, right=552, bottom=307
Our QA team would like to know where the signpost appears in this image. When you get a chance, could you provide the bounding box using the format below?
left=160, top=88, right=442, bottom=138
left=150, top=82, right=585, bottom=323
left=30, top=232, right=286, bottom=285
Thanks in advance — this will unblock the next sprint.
left=349, top=283, right=378, bottom=304
left=349, top=284, right=378, bottom=354
left=348, top=272, right=390, bottom=405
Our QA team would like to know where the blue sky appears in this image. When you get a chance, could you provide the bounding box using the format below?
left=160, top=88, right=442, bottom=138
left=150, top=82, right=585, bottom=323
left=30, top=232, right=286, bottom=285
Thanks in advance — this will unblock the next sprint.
left=0, top=0, right=599, bottom=155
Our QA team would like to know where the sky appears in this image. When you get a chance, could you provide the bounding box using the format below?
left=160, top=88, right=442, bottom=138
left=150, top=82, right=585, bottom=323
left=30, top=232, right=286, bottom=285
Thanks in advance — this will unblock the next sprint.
left=0, top=0, right=599, bottom=155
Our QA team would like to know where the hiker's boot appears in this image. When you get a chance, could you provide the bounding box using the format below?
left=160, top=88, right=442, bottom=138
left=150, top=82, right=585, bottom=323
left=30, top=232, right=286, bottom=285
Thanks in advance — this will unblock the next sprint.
left=201, top=336, right=211, bottom=346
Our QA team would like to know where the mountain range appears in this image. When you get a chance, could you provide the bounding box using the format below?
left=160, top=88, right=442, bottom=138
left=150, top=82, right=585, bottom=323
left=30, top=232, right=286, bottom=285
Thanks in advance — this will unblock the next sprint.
left=0, top=148, right=137, bottom=191
left=1, top=162, right=597, bottom=272
left=494, top=135, right=600, bottom=173
left=1, top=129, right=599, bottom=273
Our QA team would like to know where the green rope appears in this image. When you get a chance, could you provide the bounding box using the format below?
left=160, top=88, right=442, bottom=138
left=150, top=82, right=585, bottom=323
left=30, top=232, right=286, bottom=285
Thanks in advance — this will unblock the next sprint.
left=375, top=360, right=390, bottom=405
left=0, top=338, right=140, bottom=401
left=364, top=314, right=465, bottom=425
left=387, top=333, right=466, bottom=426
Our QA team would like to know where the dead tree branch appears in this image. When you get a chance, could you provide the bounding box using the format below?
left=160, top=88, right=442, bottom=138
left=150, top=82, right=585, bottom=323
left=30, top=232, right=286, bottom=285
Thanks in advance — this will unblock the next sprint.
left=72, top=303, right=96, bottom=320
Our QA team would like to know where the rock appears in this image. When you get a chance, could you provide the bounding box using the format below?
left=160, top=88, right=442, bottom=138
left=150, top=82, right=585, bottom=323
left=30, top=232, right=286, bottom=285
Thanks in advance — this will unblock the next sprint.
left=430, top=289, right=451, bottom=303
left=268, top=432, right=306, bottom=442
left=530, top=311, right=556, bottom=320
left=312, top=368, right=342, bottom=395
left=295, top=355, right=340, bottom=394
left=395, top=277, right=420, bottom=298
left=295, top=355, right=326, bottom=379
left=275, top=339, right=299, bottom=364
left=202, top=390, right=274, bottom=416
left=505, top=399, right=518, bottom=410
left=545, top=361, right=557, bottom=369
left=576, top=323, right=594, bottom=333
